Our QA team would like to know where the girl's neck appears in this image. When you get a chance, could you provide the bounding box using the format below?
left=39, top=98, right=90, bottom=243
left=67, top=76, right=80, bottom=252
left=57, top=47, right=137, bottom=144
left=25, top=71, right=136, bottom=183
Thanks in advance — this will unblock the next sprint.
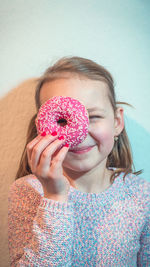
left=63, top=163, right=113, bottom=194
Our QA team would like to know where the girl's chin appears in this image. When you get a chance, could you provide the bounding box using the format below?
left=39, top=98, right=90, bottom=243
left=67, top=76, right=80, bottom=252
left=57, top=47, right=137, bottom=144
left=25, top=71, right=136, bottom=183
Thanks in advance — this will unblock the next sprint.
left=63, top=165, right=91, bottom=173
left=63, top=159, right=101, bottom=173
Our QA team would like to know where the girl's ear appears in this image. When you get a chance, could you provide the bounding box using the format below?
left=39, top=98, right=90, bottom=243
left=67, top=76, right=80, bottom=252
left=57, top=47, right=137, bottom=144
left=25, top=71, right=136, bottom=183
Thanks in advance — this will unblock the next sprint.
left=114, top=107, right=124, bottom=136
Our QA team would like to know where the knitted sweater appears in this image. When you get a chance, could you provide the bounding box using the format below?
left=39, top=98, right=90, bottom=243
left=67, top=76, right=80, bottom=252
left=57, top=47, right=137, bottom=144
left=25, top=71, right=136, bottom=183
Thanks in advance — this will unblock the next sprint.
left=8, top=172, right=150, bottom=267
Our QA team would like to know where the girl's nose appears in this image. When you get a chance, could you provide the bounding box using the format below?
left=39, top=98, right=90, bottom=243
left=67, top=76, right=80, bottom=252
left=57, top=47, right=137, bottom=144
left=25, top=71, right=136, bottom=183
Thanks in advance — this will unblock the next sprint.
left=87, top=124, right=97, bottom=141
left=88, top=123, right=93, bottom=133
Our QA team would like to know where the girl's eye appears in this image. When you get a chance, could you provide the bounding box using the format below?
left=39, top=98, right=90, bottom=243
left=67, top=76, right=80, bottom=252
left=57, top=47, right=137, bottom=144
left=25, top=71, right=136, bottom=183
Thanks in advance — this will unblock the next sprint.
left=89, top=116, right=102, bottom=119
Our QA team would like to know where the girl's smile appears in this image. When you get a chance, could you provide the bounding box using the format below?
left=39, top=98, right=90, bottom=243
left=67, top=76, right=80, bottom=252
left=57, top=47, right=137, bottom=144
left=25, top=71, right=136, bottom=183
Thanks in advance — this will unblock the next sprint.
left=69, top=145, right=96, bottom=154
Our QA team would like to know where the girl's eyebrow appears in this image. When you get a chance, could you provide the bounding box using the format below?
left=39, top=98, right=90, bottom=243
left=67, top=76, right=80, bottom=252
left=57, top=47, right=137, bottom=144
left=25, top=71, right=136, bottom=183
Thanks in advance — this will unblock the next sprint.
left=87, top=107, right=105, bottom=112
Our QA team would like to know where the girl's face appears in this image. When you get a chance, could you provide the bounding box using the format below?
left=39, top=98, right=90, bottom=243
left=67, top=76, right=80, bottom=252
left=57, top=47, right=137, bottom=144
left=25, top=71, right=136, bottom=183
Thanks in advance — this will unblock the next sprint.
left=40, top=75, right=124, bottom=174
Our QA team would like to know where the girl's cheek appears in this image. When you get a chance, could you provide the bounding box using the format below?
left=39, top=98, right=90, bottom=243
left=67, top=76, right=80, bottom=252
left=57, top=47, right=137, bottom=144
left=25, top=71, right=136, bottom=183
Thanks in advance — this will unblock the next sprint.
left=90, top=124, right=114, bottom=146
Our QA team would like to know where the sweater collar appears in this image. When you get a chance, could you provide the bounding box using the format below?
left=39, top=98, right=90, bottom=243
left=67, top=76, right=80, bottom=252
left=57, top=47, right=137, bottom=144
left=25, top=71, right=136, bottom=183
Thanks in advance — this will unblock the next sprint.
left=68, top=171, right=125, bottom=206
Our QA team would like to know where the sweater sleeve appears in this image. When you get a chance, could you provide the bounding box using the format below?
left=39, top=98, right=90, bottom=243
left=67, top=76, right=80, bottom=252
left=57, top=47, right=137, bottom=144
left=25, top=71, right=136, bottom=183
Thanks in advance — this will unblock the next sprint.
left=137, top=214, right=150, bottom=267
left=8, top=176, right=74, bottom=267
left=132, top=176, right=150, bottom=267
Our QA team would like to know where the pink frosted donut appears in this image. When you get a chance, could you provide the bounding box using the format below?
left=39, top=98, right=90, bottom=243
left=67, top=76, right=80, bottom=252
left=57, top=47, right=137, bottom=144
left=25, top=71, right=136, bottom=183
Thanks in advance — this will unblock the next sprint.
left=35, top=96, right=89, bottom=148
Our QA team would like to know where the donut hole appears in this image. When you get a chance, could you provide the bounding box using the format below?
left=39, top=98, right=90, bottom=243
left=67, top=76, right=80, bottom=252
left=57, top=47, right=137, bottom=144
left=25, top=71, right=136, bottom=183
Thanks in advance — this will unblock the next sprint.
left=57, top=118, right=67, bottom=127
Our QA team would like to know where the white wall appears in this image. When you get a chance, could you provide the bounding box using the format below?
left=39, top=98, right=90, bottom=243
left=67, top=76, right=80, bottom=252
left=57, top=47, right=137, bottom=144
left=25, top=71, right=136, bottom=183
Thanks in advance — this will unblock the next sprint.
left=0, top=0, right=150, bottom=131
left=0, top=1, right=150, bottom=265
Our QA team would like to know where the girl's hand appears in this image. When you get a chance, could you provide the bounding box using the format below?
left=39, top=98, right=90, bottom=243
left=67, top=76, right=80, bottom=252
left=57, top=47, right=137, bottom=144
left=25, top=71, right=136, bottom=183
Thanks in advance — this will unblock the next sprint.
left=26, top=132, right=70, bottom=201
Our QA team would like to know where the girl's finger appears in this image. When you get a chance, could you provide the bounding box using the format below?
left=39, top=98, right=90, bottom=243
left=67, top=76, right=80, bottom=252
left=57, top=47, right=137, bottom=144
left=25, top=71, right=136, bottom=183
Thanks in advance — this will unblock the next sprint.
left=27, top=134, right=57, bottom=165
left=39, top=143, right=69, bottom=176
left=26, top=135, right=42, bottom=163
left=49, top=145, right=70, bottom=177
left=31, top=136, right=65, bottom=173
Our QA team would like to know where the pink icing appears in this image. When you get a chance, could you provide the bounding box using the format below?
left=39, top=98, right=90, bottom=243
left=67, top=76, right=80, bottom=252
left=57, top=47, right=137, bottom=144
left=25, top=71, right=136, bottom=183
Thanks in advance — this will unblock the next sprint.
left=35, top=96, right=89, bottom=148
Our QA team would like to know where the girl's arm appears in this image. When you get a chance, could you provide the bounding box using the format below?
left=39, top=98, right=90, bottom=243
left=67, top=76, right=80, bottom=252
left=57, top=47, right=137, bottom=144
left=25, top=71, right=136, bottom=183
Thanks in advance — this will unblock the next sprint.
left=8, top=176, right=74, bottom=266
left=137, top=214, right=150, bottom=267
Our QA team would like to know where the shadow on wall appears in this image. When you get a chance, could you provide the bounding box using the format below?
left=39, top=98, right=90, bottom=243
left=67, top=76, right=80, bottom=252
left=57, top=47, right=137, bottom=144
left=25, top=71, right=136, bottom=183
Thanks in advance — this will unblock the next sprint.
left=0, top=78, right=38, bottom=267
left=0, top=78, right=38, bottom=184
left=125, top=115, right=150, bottom=183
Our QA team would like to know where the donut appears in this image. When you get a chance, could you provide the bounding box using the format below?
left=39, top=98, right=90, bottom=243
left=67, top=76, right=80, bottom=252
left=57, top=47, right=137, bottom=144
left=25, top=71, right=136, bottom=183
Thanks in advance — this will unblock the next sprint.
left=35, top=96, right=89, bottom=148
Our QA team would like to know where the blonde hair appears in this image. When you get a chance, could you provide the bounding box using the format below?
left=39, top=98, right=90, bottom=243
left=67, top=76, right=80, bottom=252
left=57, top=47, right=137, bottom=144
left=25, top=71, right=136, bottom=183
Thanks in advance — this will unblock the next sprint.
left=15, top=56, right=142, bottom=182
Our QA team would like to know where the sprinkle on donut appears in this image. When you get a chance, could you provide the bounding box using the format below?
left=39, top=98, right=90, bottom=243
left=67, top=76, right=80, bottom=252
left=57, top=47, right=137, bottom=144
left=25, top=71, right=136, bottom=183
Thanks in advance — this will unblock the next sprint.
left=35, top=96, right=89, bottom=148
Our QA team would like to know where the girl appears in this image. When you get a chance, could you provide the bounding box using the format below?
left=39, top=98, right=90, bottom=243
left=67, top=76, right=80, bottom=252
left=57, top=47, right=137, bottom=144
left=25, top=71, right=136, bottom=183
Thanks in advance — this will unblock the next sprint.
left=8, top=57, right=150, bottom=266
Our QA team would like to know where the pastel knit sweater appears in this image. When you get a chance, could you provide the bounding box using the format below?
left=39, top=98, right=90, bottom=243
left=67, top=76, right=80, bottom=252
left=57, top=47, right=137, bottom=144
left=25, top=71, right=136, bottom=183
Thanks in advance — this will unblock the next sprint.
left=8, top=172, right=150, bottom=267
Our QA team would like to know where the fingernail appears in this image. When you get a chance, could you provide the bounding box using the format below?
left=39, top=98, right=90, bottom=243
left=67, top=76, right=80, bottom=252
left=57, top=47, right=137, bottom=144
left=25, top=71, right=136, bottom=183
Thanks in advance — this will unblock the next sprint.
left=51, top=131, right=57, bottom=136
left=41, top=131, right=46, bottom=136
left=64, top=143, right=69, bottom=147
left=58, top=136, right=64, bottom=140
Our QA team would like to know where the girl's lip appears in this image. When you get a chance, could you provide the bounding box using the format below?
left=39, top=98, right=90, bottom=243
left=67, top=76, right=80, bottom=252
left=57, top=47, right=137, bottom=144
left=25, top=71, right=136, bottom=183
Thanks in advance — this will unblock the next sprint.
left=69, top=146, right=95, bottom=154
